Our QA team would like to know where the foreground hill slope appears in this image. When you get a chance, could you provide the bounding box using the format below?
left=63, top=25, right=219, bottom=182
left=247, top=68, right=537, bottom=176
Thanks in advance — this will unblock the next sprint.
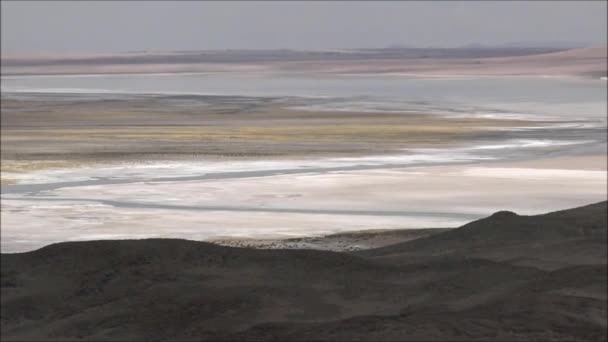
left=358, top=201, right=607, bottom=269
left=2, top=201, right=606, bottom=341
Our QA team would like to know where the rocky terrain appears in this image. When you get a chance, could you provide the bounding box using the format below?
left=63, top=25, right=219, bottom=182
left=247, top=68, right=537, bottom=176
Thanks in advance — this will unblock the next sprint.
left=1, top=201, right=606, bottom=341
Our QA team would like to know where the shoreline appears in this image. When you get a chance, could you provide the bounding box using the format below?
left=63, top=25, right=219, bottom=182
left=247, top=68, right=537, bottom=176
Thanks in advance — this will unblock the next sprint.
left=2, top=46, right=605, bottom=78
left=1, top=70, right=603, bottom=81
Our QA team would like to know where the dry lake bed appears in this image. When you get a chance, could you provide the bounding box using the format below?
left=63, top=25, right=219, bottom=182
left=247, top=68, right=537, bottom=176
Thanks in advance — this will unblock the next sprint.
left=1, top=74, right=606, bottom=252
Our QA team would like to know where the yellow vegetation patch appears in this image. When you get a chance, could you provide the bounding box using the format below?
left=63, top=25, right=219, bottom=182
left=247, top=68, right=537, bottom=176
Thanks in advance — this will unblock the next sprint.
left=0, top=160, right=101, bottom=185
left=2, top=123, right=484, bottom=143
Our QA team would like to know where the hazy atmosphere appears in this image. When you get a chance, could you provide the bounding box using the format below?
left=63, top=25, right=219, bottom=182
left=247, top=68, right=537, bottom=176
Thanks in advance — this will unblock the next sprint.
left=1, top=1, right=607, bottom=341
left=2, top=0, right=607, bottom=54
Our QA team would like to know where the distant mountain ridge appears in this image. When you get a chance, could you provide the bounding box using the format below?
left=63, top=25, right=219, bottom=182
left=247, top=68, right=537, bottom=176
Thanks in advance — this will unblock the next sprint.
left=1, top=46, right=566, bottom=64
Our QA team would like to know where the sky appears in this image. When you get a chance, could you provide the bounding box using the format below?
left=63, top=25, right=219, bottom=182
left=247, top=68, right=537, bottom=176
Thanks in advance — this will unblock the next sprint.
left=1, top=1, right=607, bottom=54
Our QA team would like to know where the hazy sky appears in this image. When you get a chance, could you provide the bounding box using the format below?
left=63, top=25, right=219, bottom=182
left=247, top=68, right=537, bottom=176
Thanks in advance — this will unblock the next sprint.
left=2, top=1, right=606, bottom=53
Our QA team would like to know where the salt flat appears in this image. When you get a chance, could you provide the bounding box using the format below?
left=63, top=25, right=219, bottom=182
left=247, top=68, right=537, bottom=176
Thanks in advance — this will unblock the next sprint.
left=1, top=73, right=606, bottom=253
left=2, top=155, right=605, bottom=252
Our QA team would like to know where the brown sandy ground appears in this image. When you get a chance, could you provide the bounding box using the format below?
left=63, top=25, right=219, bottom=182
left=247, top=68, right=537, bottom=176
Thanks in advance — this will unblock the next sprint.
left=1, top=96, right=536, bottom=184
left=1, top=201, right=606, bottom=341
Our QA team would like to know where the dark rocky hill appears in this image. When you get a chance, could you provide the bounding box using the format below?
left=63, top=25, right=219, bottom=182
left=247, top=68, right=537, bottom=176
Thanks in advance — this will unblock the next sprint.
left=2, top=202, right=606, bottom=341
